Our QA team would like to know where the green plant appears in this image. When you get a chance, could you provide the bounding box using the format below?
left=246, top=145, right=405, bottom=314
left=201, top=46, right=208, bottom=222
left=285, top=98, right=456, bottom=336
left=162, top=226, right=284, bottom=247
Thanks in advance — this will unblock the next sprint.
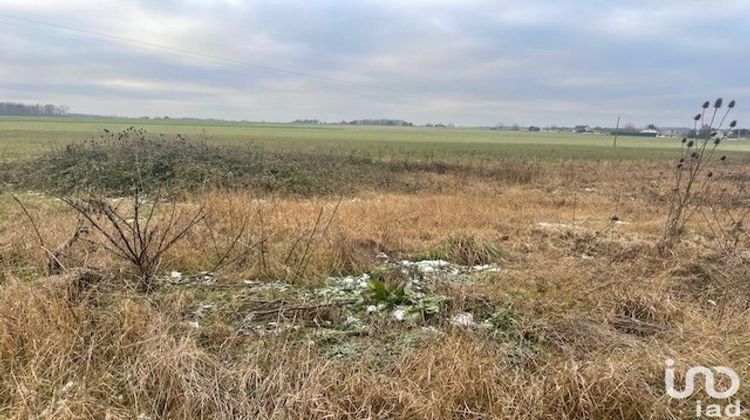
left=366, top=278, right=409, bottom=307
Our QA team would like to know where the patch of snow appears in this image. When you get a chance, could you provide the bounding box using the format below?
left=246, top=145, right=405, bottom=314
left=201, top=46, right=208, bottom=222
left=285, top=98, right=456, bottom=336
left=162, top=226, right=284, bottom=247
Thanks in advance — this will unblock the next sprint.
left=450, top=312, right=475, bottom=327
left=169, top=271, right=183, bottom=280
left=337, top=273, right=370, bottom=289
left=537, top=222, right=580, bottom=230
left=401, top=259, right=452, bottom=273
left=392, top=308, right=407, bottom=321
left=366, top=305, right=379, bottom=313
left=473, top=264, right=501, bottom=273
left=243, top=280, right=291, bottom=291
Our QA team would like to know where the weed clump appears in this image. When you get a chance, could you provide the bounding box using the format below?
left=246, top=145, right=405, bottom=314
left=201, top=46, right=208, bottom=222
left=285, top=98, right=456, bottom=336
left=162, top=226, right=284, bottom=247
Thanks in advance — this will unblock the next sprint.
left=414, top=233, right=504, bottom=266
left=3, top=128, right=538, bottom=196
left=662, top=98, right=739, bottom=251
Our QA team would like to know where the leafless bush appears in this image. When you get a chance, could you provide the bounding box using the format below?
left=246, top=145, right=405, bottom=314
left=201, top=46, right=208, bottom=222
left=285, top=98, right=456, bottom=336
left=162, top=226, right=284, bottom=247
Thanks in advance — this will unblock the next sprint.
left=62, top=189, right=205, bottom=292
left=661, top=98, right=738, bottom=251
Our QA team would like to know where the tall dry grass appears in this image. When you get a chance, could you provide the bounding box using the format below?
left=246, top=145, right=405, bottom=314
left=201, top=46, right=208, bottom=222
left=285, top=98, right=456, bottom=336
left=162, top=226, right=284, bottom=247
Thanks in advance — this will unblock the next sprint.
left=1, top=161, right=749, bottom=418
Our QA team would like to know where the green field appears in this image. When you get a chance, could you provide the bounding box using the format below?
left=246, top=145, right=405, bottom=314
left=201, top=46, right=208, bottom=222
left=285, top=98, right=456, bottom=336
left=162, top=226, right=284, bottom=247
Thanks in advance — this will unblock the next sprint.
left=3, top=115, right=750, bottom=162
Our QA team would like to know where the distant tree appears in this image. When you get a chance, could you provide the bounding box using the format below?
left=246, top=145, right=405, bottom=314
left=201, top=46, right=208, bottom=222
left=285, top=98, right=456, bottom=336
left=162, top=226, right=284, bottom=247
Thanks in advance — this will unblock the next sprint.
left=0, top=102, right=68, bottom=116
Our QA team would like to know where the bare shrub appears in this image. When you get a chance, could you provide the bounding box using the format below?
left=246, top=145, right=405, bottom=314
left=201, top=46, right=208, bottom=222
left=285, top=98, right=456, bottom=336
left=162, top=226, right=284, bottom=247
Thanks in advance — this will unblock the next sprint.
left=661, top=98, right=738, bottom=251
left=62, top=189, right=205, bottom=292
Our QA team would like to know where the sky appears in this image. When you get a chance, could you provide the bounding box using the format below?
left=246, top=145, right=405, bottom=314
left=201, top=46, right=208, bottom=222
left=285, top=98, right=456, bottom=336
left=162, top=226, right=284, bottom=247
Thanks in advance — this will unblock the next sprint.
left=0, top=0, right=749, bottom=127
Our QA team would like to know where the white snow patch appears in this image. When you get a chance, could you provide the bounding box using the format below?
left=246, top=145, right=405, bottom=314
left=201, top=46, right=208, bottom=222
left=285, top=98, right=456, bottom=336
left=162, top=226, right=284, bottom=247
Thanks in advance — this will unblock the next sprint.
left=537, top=222, right=580, bottom=230
left=400, top=259, right=452, bottom=273
left=451, top=312, right=475, bottom=327
left=392, top=308, right=407, bottom=321
left=243, top=280, right=291, bottom=291
left=473, top=264, right=501, bottom=273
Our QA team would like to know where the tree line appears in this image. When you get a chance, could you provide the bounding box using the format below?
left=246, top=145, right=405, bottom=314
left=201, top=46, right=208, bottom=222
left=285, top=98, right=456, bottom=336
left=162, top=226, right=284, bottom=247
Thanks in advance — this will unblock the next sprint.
left=0, top=102, right=69, bottom=116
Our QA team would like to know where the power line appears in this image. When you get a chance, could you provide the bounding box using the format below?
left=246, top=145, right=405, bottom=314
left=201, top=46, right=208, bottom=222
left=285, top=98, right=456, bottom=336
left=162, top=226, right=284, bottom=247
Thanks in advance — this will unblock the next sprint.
left=0, top=12, right=489, bottom=106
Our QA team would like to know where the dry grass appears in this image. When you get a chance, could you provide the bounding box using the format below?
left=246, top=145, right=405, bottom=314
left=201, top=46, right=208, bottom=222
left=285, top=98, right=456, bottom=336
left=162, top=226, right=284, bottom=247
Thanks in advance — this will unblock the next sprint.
left=1, top=161, right=750, bottom=418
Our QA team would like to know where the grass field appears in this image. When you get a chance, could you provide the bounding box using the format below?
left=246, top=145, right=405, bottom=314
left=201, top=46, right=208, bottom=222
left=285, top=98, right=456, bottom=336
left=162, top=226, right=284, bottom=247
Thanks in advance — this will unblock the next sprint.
left=1, top=119, right=750, bottom=418
left=4, top=116, right=750, bottom=162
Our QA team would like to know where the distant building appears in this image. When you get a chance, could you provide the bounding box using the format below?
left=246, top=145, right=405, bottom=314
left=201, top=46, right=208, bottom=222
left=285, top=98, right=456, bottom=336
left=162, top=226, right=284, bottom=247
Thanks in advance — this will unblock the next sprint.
left=574, top=125, right=592, bottom=133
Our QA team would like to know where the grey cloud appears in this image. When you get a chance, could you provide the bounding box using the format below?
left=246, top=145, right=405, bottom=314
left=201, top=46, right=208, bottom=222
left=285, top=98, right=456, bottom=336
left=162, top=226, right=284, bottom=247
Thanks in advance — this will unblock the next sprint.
left=0, top=0, right=748, bottom=126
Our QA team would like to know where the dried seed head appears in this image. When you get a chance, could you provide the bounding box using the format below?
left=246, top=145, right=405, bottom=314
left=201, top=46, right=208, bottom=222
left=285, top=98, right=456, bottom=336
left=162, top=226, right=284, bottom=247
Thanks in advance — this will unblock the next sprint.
left=679, top=158, right=685, bottom=163
left=677, top=163, right=683, bottom=168
left=714, top=138, right=721, bottom=145
left=707, top=172, right=713, bottom=178
left=681, top=137, right=687, bottom=143
left=728, top=100, right=736, bottom=109
left=714, top=98, right=723, bottom=108
left=694, top=113, right=701, bottom=121
left=711, top=131, right=718, bottom=137
left=720, top=155, right=727, bottom=161
left=730, top=120, right=737, bottom=128
left=702, top=100, right=710, bottom=109
left=687, top=140, right=694, bottom=147
left=691, top=152, right=699, bottom=158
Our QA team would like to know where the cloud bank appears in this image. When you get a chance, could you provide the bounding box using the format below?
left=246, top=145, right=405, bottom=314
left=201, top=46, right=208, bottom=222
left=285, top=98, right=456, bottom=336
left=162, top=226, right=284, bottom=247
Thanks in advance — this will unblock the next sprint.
left=1, top=0, right=748, bottom=126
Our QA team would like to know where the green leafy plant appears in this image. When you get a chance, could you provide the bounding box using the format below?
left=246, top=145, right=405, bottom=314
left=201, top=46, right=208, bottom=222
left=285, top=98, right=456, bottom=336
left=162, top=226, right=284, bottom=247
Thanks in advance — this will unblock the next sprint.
left=365, top=275, right=448, bottom=322
left=366, top=278, right=409, bottom=307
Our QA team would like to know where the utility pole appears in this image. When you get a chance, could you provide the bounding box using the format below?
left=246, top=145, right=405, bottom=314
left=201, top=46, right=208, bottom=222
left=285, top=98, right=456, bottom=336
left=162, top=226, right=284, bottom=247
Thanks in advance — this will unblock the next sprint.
left=613, top=116, right=620, bottom=147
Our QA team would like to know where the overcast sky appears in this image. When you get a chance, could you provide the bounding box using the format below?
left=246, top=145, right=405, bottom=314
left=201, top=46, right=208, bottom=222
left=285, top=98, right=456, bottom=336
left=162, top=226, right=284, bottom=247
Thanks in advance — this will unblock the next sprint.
left=1, top=0, right=748, bottom=126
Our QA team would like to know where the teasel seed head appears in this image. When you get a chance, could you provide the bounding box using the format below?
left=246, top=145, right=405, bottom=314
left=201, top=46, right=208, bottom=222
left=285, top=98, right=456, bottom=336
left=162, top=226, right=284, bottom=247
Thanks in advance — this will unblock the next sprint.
left=687, top=140, right=694, bottom=147
left=720, top=155, right=727, bottom=161
left=714, top=98, right=723, bottom=108
left=730, top=120, right=737, bottom=128
left=728, top=100, right=736, bottom=109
